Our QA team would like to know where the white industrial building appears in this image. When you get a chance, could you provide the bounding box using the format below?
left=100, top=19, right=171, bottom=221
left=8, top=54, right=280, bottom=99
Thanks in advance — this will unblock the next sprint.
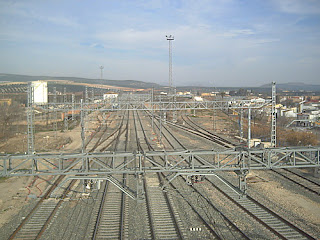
left=103, top=93, right=118, bottom=100
left=31, top=81, right=48, bottom=105
left=250, top=97, right=266, bottom=103
left=194, top=96, right=203, bottom=102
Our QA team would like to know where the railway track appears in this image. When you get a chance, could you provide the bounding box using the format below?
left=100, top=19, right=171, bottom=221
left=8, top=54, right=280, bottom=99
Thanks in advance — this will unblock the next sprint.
left=86, top=112, right=115, bottom=151
left=272, top=168, right=320, bottom=195
left=182, top=112, right=317, bottom=239
left=140, top=110, right=249, bottom=239
left=147, top=110, right=234, bottom=148
left=206, top=175, right=315, bottom=239
left=183, top=113, right=320, bottom=196
left=147, top=110, right=316, bottom=239
left=134, top=110, right=185, bottom=239
left=6, top=105, right=318, bottom=239
left=9, top=178, right=77, bottom=240
left=91, top=110, right=129, bottom=240
left=181, top=114, right=235, bottom=147
left=144, top=174, right=183, bottom=239
left=56, top=111, right=129, bottom=239
left=91, top=180, right=127, bottom=239
left=8, top=111, right=124, bottom=240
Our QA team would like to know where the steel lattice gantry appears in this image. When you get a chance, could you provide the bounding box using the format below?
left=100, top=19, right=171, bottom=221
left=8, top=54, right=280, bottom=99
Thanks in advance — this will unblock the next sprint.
left=41, top=99, right=271, bottom=112
left=1, top=147, right=319, bottom=177
left=15, top=84, right=318, bottom=200
left=1, top=148, right=319, bottom=200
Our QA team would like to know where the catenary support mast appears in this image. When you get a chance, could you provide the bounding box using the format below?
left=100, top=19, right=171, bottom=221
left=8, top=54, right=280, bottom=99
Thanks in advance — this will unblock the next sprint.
left=271, top=82, right=277, bottom=147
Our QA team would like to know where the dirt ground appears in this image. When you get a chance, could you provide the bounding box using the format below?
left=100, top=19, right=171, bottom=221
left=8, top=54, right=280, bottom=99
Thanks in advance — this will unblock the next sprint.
left=0, top=128, right=81, bottom=154
left=248, top=171, right=320, bottom=226
left=0, top=123, right=84, bottom=228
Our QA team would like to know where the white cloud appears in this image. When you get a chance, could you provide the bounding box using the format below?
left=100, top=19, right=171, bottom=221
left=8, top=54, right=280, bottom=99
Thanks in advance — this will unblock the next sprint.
left=0, top=0, right=319, bottom=86
left=251, top=38, right=280, bottom=45
left=0, top=1, right=80, bottom=28
left=217, top=29, right=255, bottom=37
left=273, top=0, right=320, bottom=14
left=96, top=25, right=256, bottom=52
left=42, top=15, right=79, bottom=28
left=137, top=0, right=171, bottom=10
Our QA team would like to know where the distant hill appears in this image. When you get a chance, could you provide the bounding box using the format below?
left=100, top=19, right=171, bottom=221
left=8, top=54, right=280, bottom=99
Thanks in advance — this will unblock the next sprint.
left=260, top=82, right=320, bottom=91
left=0, top=73, right=162, bottom=89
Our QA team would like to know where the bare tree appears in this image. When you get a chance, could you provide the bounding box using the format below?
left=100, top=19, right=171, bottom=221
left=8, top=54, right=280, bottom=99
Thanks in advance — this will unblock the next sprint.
left=284, top=130, right=318, bottom=146
left=0, top=101, right=23, bottom=141
left=219, top=91, right=226, bottom=99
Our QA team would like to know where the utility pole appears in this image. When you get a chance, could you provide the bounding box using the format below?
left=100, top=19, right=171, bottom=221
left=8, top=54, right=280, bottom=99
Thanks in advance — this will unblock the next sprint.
left=71, top=94, right=75, bottom=120
left=85, top=86, right=89, bottom=103
left=151, top=88, right=154, bottom=131
left=27, top=83, right=35, bottom=154
left=248, top=107, right=251, bottom=149
left=91, top=88, right=94, bottom=102
left=212, top=107, right=216, bottom=131
left=271, top=82, right=277, bottom=147
left=80, top=99, right=85, bottom=153
left=64, top=87, right=68, bottom=131
left=63, top=87, right=67, bottom=103
left=53, top=87, right=57, bottom=138
left=159, top=110, right=163, bottom=144
left=80, top=99, right=88, bottom=191
left=240, top=106, right=244, bottom=142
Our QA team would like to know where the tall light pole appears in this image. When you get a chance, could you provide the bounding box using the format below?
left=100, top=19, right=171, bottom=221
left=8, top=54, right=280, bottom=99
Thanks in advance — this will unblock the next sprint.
left=166, top=35, right=174, bottom=91
left=100, top=65, right=104, bottom=80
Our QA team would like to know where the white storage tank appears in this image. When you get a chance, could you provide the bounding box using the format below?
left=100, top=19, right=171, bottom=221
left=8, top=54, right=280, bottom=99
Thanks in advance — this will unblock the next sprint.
left=31, top=81, right=48, bottom=105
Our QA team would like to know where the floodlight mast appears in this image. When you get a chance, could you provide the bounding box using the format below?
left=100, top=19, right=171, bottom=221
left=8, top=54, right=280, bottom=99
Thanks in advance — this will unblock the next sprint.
left=166, top=35, right=174, bottom=91
left=100, top=65, right=104, bottom=80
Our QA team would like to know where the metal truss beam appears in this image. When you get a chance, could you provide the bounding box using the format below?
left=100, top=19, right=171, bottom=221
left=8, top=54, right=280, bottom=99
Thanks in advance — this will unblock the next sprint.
left=118, top=93, right=151, bottom=102
left=39, top=99, right=271, bottom=112
left=1, top=147, right=319, bottom=177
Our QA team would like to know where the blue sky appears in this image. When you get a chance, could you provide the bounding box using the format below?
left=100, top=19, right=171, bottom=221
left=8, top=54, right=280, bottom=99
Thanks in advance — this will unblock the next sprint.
left=0, top=0, right=319, bottom=87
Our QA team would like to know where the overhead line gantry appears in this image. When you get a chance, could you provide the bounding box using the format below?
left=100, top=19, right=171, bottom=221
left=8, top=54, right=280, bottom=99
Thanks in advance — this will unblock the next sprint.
left=4, top=82, right=319, bottom=200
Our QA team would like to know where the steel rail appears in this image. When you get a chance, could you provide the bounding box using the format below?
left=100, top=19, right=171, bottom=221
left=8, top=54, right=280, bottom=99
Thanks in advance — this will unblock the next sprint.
left=9, top=111, right=122, bottom=240
left=132, top=110, right=156, bottom=240
left=120, top=111, right=130, bottom=240
left=136, top=110, right=184, bottom=239
left=35, top=179, right=77, bottom=239
left=139, top=110, right=248, bottom=239
left=272, top=169, right=320, bottom=195
left=180, top=111, right=317, bottom=239
left=146, top=110, right=250, bottom=239
left=8, top=175, right=64, bottom=240
left=206, top=177, right=316, bottom=240
left=36, top=112, right=123, bottom=239
left=91, top=110, right=129, bottom=240
left=147, top=109, right=317, bottom=239
left=182, top=114, right=235, bottom=146
left=87, top=111, right=127, bottom=240
left=88, top=112, right=115, bottom=151
left=184, top=112, right=320, bottom=195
